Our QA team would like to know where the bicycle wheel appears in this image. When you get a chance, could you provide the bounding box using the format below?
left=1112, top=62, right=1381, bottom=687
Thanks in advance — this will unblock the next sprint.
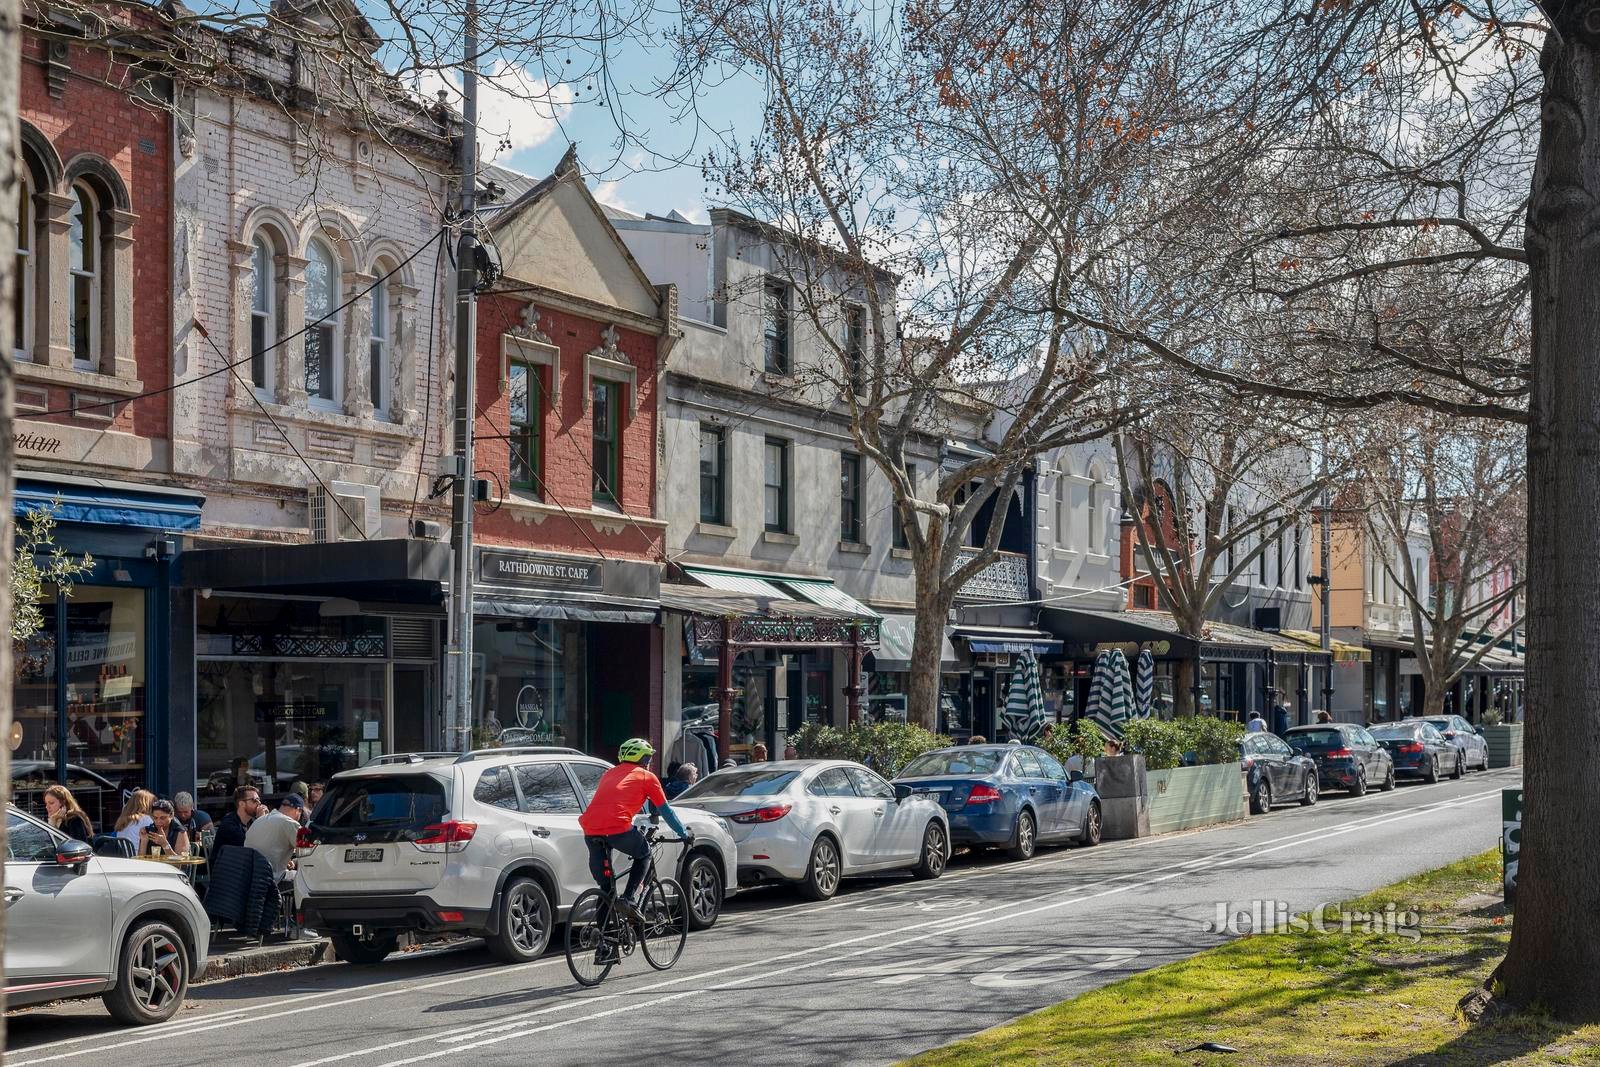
left=639, top=878, right=689, bottom=971
left=565, top=889, right=622, bottom=987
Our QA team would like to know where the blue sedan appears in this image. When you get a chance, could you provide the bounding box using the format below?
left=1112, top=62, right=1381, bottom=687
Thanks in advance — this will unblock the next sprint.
left=892, top=745, right=1101, bottom=861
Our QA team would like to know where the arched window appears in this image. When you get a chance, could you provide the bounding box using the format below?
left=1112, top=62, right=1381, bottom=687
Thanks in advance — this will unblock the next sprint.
left=368, top=269, right=389, bottom=417
left=13, top=174, right=30, bottom=360
left=250, top=233, right=278, bottom=393
left=304, top=239, right=340, bottom=404
left=68, top=183, right=99, bottom=368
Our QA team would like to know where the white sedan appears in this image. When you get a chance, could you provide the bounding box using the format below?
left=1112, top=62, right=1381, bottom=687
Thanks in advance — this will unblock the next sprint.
left=673, top=760, right=950, bottom=900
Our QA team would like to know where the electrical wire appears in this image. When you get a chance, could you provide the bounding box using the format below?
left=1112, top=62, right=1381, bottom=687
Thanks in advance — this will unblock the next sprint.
left=409, top=232, right=451, bottom=525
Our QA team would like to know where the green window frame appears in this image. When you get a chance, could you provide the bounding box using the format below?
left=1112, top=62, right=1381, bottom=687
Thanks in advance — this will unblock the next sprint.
left=592, top=379, right=620, bottom=505
left=508, top=361, right=543, bottom=496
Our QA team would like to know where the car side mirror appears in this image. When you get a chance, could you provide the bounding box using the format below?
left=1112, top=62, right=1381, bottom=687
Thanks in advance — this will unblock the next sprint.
left=893, top=783, right=914, bottom=802
left=1068, top=770, right=1085, bottom=784
left=54, top=839, right=94, bottom=869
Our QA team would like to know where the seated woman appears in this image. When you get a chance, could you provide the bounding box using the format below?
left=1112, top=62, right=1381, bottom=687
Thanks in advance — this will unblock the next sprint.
left=141, top=799, right=190, bottom=858
left=114, top=789, right=157, bottom=849
left=43, top=784, right=95, bottom=841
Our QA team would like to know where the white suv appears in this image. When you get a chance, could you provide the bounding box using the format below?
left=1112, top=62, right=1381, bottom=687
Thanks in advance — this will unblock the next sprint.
left=294, top=748, right=738, bottom=965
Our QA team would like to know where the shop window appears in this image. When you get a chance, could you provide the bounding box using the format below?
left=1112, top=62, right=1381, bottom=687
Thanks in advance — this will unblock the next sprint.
left=592, top=378, right=621, bottom=505
left=764, top=437, right=790, bottom=533
left=515, top=763, right=581, bottom=814
left=472, top=618, right=587, bottom=752
left=699, top=423, right=726, bottom=525
left=68, top=183, right=100, bottom=369
left=763, top=278, right=790, bottom=374
left=840, top=452, right=863, bottom=543
left=304, top=238, right=342, bottom=406
left=509, top=360, right=544, bottom=496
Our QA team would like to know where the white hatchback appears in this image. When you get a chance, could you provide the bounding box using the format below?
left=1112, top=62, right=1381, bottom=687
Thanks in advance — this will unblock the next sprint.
left=294, top=748, right=738, bottom=965
left=674, top=760, right=950, bottom=900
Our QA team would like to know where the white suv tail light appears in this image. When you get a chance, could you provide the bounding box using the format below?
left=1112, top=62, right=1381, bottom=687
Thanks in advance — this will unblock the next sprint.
left=412, top=820, right=478, bottom=853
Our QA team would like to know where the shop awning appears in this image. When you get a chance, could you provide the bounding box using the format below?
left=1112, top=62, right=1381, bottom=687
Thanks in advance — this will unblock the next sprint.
left=951, top=625, right=1061, bottom=655
left=782, top=578, right=880, bottom=619
left=659, top=582, right=854, bottom=620
left=179, top=538, right=449, bottom=593
left=1040, top=607, right=1197, bottom=657
left=1278, top=629, right=1372, bottom=663
left=476, top=595, right=657, bottom=625
left=17, top=473, right=203, bottom=532
left=682, top=566, right=790, bottom=599
left=872, top=614, right=959, bottom=671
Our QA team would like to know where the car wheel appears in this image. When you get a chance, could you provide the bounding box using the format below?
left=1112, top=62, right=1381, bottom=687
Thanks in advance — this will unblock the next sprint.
left=911, top=821, right=948, bottom=880
left=331, top=930, right=399, bottom=965
left=1452, top=753, right=1465, bottom=780
left=1380, top=764, right=1397, bottom=791
left=1300, top=773, right=1318, bottom=806
left=1249, top=778, right=1272, bottom=815
left=1424, top=756, right=1440, bottom=784
left=684, top=852, right=724, bottom=931
left=102, top=920, right=189, bottom=1025
left=1078, top=801, right=1103, bottom=847
left=799, top=834, right=842, bottom=901
left=1005, top=810, right=1037, bottom=861
left=486, top=877, right=553, bottom=963
left=1350, top=767, right=1367, bottom=797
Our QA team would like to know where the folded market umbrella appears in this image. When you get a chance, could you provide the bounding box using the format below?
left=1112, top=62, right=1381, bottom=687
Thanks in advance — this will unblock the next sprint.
left=1003, top=649, right=1047, bottom=742
left=1088, top=649, right=1120, bottom=740
left=1105, top=649, right=1134, bottom=737
left=1134, top=648, right=1155, bottom=719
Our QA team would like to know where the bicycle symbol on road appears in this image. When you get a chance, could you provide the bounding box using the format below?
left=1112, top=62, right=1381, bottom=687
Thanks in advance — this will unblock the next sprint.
left=854, top=897, right=979, bottom=914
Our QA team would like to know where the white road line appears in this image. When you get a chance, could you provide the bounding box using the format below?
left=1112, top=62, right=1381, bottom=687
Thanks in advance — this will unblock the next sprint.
left=363, top=787, right=1503, bottom=1066
left=282, top=786, right=1502, bottom=1067
left=7, top=778, right=1504, bottom=1066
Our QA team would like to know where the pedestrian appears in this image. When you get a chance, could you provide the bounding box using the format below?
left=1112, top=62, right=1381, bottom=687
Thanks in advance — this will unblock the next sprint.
left=782, top=744, right=799, bottom=760
left=43, top=784, right=94, bottom=842
left=968, top=735, right=988, bottom=745
left=288, top=780, right=312, bottom=824
left=114, top=789, right=157, bottom=847
left=751, top=743, right=769, bottom=762
left=214, top=784, right=263, bottom=852
left=245, top=794, right=305, bottom=881
left=307, top=781, right=326, bottom=810
left=664, top=763, right=699, bottom=799
left=1272, top=700, right=1291, bottom=737
left=172, top=791, right=213, bottom=845
left=1315, top=709, right=1334, bottom=724
left=1245, top=711, right=1267, bottom=733
left=142, top=800, right=190, bottom=858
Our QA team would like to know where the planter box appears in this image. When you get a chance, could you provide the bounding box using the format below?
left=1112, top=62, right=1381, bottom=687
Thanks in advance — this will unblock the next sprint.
left=1094, top=754, right=1149, bottom=840
left=1483, top=724, right=1524, bottom=769
left=1145, top=762, right=1247, bottom=835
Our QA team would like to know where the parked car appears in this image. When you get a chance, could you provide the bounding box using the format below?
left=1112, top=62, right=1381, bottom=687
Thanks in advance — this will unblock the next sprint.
left=1283, top=724, right=1395, bottom=795
left=12, top=760, right=124, bottom=829
left=4, top=805, right=209, bottom=1025
left=1411, top=715, right=1489, bottom=775
left=891, top=744, right=1101, bottom=860
left=293, top=747, right=739, bottom=966
left=674, top=760, right=950, bottom=901
left=1368, top=721, right=1455, bottom=782
left=1240, top=732, right=1320, bottom=813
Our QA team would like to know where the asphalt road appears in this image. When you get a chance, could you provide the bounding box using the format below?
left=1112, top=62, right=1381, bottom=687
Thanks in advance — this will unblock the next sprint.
left=7, top=768, right=1518, bottom=1066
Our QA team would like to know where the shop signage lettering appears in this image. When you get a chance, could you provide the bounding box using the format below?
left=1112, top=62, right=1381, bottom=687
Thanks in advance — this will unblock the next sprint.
left=254, top=700, right=338, bottom=723
left=15, top=430, right=65, bottom=456
left=479, top=549, right=603, bottom=591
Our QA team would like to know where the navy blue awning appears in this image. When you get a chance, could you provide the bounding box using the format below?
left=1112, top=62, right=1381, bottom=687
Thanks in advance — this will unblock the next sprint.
left=16, top=476, right=203, bottom=532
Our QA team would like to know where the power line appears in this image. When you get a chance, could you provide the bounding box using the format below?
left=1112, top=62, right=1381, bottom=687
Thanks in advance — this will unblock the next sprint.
left=29, top=227, right=448, bottom=419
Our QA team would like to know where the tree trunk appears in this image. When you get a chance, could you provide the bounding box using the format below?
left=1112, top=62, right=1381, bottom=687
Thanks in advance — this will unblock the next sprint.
left=1499, top=18, right=1600, bottom=1022
left=1174, top=657, right=1199, bottom=716
left=907, top=565, right=952, bottom=732
left=1420, top=684, right=1448, bottom=718
left=0, top=0, right=19, bottom=1040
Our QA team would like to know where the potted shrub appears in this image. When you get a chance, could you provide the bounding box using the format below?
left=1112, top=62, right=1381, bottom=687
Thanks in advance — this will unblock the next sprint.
left=1478, top=707, right=1524, bottom=768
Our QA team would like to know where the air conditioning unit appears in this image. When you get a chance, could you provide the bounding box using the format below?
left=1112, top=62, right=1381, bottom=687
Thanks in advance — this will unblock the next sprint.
left=308, top=481, right=382, bottom=542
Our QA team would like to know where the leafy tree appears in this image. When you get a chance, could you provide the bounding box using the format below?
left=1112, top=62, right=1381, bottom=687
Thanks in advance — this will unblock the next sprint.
left=10, top=503, right=94, bottom=641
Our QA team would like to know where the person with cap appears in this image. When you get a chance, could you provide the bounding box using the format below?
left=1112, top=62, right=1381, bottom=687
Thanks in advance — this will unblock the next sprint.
left=244, top=793, right=306, bottom=881
left=578, top=738, right=691, bottom=924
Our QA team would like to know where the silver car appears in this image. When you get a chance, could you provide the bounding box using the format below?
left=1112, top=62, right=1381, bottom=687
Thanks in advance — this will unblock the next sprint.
left=4, top=805, right=210, bottom=1025
left=675, top=760, right=950, bottom=900
left=295, top=748, right=739, bottom=966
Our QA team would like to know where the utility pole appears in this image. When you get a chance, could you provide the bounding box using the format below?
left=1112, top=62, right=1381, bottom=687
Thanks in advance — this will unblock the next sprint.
left=1319, top=483, right=1333, bottom=718
left=444, top=4, right=480, bottom=753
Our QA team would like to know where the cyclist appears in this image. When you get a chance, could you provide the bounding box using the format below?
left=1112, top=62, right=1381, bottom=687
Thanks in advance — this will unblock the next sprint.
left=579, top=737, right=692, bottom=921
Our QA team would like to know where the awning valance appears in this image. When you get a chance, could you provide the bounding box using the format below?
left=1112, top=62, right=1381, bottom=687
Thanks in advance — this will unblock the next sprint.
left=872, top=614, right=959, bottom=671
left=952, top=625, right=1061, bottom=655
left=476, top=596, right=656, bottom=625
left=17, top=474, right=203, bottom=532
left=1278, top=629, right=1371, bottom=663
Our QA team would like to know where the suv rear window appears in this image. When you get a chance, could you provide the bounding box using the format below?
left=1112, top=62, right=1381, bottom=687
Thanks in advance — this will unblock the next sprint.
left=679, top=768, right=799, bottom=799
left=320, top=775, right=448, bottom=831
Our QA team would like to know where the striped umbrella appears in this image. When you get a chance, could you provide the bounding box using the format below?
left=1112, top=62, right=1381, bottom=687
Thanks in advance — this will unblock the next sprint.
left=1134, top=649, right=1156, bottom=718
left=1104, top=649, right=1135, bottom=736
left=1089, top=649, right=1124, bottom=739
left=1003, top=650, right=1047, bottom=742
left=1085, top=649, right=1111, bottom=732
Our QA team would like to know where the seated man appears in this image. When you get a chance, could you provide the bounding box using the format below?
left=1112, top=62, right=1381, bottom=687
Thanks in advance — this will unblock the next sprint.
left=244, top=793, right=304, bottom=881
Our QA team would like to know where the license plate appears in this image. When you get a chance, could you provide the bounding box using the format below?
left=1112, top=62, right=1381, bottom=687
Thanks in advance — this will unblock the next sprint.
left=344, top=847, right=384, bottom=863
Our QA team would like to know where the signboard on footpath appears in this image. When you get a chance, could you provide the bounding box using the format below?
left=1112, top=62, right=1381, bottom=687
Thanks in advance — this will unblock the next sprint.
left=1503, top=787, right=1522, bottom=906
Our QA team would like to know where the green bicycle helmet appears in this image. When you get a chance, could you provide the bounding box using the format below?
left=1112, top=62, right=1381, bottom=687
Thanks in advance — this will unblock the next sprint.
left=618, top=737, right=655, bottom=763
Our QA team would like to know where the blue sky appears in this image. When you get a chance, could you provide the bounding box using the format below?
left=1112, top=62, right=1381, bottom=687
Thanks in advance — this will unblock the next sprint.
left=459, top=41, right=766, bottom=224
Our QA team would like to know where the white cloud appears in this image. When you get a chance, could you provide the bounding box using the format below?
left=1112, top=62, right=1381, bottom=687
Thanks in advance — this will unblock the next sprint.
left=415, top=61, right=574, bottom=164
left=593, top=180, right=634, bottom=214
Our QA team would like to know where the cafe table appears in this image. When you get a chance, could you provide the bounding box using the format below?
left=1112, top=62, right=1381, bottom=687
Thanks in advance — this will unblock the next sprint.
left=135, top=853, right=206, bottom=884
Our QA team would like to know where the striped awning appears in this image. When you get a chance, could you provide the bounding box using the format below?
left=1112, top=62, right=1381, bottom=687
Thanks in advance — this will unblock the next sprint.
left=682, top=566, right=789, bottom=599
left=782, top=578, right=880, bottom=619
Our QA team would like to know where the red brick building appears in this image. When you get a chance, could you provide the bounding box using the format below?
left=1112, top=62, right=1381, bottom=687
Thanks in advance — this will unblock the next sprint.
left=468, top=150, right=674, bottom=757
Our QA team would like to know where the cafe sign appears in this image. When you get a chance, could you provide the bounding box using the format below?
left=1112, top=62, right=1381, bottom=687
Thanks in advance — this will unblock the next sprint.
left=478, top=548, right=604, bottom=591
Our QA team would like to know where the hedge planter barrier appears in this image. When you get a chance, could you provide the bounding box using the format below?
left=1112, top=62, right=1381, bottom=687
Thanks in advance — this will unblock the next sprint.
left=1145, top=761, right=1247, bottom=835
left=1482, top=723, right=1524, bottom=769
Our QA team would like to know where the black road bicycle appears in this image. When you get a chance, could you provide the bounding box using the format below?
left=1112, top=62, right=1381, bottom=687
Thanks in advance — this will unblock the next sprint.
left=565, top=823, right=691, bottom=987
